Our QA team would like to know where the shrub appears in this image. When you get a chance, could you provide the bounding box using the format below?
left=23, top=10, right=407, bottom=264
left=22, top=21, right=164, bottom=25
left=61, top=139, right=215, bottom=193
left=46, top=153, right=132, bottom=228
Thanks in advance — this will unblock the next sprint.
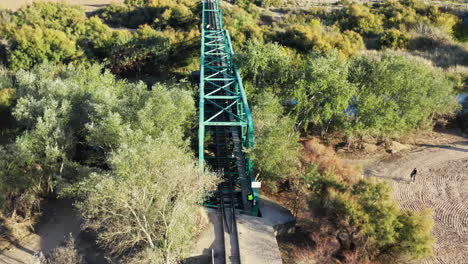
left=12, top=2, right=87, bottom=36
left=223, top=5, right=264, bottom=48
left=106, top=25, right=170, bottom=75
left=301, top=138, right=360, bottom=184
left=257, top=0, right=284, bottom=8
left=75, top=137, right=217, bottom=261
left=0, top=73, right=14, bottom=112
left=380, top=29, right=411, bottom=49
left=273, top=24, right=364, bottom=56
left=291, top=51, right=357, bottom=132
left=340, top=3, right=384, bottom=36
left=8, top=25, right=82, bottom=70
left=347, top=53, right=460, bottom=137
left=250, top=92, right=300, bottom=185
left=454, top=22, right=468, bottom=42
left=101, top=0, right=198, bottom=30
left=40, top=235, right=84, bottom=264
left=307, top=176, right=434, bottom=262
left=237, top=40, right=298, bottom=93
left=0, top=63, right=196, bottom=219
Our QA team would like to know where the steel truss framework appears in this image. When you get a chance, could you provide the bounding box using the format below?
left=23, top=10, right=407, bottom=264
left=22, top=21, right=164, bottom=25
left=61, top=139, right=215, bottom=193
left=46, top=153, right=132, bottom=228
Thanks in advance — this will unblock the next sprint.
left=199, top=0, right=259, bottom=216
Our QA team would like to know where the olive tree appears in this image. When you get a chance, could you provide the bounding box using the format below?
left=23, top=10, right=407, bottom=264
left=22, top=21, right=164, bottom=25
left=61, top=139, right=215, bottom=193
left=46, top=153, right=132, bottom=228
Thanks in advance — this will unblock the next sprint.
left=250, top=92, right=300, bottom=185
left=75, top=137, right=217, bottom=263
left=291, top=51, right=357, bottom=133
left=348, top=53, right=460, bottom=137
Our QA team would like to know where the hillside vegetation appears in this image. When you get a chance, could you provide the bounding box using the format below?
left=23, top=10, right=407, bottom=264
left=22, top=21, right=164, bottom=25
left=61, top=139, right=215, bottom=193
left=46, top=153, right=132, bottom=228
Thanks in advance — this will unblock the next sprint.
left=0, top=0, right=466, bottom=263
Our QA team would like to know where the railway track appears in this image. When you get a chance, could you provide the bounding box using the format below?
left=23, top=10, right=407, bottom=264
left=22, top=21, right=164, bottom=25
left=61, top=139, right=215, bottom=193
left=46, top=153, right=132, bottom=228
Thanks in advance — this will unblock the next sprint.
left=201, top=0, right=243, bottom=263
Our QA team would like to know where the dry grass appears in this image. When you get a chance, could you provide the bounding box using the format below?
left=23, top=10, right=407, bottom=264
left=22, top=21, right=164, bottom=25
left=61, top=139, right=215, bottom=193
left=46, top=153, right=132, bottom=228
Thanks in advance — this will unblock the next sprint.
left=0, top=0, right=122, bottom=12
left=301, top=137, right=361, bottom=184
left=274, top=138, right=370, bottom=263
left=35, top=235, right=84, bottom=264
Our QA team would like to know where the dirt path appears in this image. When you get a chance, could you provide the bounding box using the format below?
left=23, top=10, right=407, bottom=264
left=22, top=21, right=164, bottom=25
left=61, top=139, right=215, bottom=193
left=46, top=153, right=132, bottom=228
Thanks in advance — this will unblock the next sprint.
left=362, top=139, right=468, bottom=264
left=0, top=200, right=106, bottom=264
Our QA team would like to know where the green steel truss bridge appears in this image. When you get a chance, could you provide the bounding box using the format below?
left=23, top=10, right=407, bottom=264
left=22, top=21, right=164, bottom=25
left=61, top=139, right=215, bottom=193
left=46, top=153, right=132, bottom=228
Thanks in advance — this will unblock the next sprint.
left=199, top=0, right=259, bottom=219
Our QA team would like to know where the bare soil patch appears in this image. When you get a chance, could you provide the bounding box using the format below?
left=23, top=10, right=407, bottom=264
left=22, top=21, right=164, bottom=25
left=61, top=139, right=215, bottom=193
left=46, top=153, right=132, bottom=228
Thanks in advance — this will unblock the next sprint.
left=0, top=199, right=106, bottom=264
left=355, top=134, right=468, bottom=264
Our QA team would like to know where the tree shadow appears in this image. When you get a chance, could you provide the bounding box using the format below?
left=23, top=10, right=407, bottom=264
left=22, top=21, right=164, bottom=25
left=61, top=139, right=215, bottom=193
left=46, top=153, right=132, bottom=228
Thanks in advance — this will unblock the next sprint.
left=182, top=209, right=224, bottom=264
left=416, top=142, right=468, bottom=153
left=410, top=36, right=468, bottom=68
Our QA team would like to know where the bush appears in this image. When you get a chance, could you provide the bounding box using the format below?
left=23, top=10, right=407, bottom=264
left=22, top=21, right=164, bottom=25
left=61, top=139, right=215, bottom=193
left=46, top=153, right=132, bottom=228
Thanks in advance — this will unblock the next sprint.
left=40, top=235, right=84, bottom=264
left=106, top=25, right=170, bottom=75
left=347, top=53, right=460, bottom=137
left=75, top=137, right=217, bottom=262
left=0, top=63, right=196, bottom=219
left=100, top=0, right=198, bottom=30
left=272, top=24, right=364, bottom=56
left=223, top=5, right=264, bottom=48
left=12, top=2, right=87, bottom=36
left=8, top=25, right=82, bottom=70
left=0, top=71, right=14, bottom=112
left=307, top=175, right=434, bottom=262
left=380, top=29, right=411, bottom=49
left=237, top=40, right=298, bottom=93
left=340, top=3, right=384, bottom=36
left=250, top=92, right=300, bottom=185
left=302, top=138, right=360, bottom=183
left=291, top=51, right=356, bottom=132
left=454, top=22, right=468, bottom=42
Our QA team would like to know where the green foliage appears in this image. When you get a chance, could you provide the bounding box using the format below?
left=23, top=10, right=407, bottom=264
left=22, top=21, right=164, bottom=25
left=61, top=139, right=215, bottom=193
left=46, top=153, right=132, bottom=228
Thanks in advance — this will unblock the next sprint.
left=0, top=63, right=196, bottom=220
left=237, top=40, right=297, bottom=92
left=394, top=208, right=434, bottom=259
left=101, top=0, right=198, bottom=30
left=238, top=39, right=458, bottom=138
left=8, top=25, right=82, bottom=70
left=256, top=0, right=284, bottom=8
left=309, top=177, right=434, bottom=262
left=107, top=25, right=170, bottom=75
left=250, top=92, right=300, bottom=184
left=454, top=22, right=468, bottom=42
left=380, top=29, right=411, bottom=49
left=12, top=2, right=87, bottom=35
left=347, top=53, right=460, bottom=137
left=0, top=71, right=14, bottom=112
left=223, top=5, right=264, bottom=48
left=272, top=24, right=364, bottom=56
left=75, top=137, right=216, bottom=261
left=340, top=3, right=384, bottom=35
left=86, top=79, right=195, bottom=151
left=292, top=52, right=356, bottom=132
left=0, top=2, right=176, bottom=75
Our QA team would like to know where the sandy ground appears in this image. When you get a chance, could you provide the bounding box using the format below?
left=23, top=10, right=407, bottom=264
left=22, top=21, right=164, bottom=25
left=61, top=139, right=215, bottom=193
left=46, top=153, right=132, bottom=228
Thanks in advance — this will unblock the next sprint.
left=0, top=0, right=122, bottom=12
left=0, top=200, right=106, bottom=264
left=357, top=135, right=468, bottom=264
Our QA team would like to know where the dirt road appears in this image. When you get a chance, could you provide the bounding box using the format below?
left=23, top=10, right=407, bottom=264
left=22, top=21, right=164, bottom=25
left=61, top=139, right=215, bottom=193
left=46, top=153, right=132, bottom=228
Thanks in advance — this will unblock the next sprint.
left=362, top=139, right=468, bottom=264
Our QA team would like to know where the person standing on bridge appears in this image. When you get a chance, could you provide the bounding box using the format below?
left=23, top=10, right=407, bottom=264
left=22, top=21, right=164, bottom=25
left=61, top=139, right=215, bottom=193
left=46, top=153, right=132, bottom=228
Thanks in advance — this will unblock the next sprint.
left=410, top=168, right=417, bottom=182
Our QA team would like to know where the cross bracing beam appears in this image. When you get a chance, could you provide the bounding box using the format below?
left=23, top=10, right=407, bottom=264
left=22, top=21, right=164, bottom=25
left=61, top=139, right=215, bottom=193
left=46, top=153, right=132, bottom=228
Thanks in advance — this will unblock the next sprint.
left=199, top=0, right=259, bottom=216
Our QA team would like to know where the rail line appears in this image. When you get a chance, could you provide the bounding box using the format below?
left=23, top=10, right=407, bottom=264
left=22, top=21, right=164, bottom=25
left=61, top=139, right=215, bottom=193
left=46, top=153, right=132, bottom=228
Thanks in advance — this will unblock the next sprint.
left=198, top=0, right=259, bottom=262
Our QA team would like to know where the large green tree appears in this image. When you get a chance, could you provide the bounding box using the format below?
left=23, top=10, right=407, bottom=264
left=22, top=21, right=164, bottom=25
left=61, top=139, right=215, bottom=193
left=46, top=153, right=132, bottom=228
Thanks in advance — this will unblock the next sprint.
left=250, top=92, right=300, bottom=185
left=75, top=137, right=216, bottom=263
left=292, top=52, right=356, bottom=132
left=347, top=53, right=460, bottom=137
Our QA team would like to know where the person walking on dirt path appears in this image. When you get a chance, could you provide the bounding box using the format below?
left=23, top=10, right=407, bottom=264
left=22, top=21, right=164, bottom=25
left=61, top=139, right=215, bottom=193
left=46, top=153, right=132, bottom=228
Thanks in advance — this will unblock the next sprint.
left=410, top=168, right=417, bottom=182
